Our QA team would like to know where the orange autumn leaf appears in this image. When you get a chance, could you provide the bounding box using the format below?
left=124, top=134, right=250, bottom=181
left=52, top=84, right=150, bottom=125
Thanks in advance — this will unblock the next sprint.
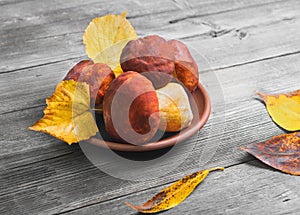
left=83, top=12, right=137, bottom=76
left=258, top=90, right=300, bottom=131
left=126, top=167, right=224, bottom=213
left=29, top=80, right=99, bottom=144
left=241, top=132, right=300, bottom=176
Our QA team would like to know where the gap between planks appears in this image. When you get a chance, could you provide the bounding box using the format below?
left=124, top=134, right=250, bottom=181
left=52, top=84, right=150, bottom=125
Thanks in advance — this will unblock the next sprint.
left=168, top=0, right=287, bottom=24
left=0, top=50, right=299, bottom=117
left=49, top=158, right=255, bottom=214
left=59, top=160, right=300, bottom=215
left=0, top=0, right=296, bottom=74
left=1, top=14, right=299, bottom=76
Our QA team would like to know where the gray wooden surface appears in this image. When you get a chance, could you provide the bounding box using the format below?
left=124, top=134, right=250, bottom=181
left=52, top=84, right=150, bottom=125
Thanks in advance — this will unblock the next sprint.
left=1, top=0, right=299, bottom=214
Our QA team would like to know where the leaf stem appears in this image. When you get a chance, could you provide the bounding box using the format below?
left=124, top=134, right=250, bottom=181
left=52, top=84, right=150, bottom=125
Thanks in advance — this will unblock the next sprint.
left=257, top=91, right=266, bottom=100
left=208, top=167, right=225, bottom=172
left=91, top=108, right=103, bottom=112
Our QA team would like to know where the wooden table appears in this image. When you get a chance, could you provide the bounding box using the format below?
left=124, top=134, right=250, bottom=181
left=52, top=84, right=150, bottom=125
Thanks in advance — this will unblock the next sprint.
left=1, top=0, right=299, bottom=214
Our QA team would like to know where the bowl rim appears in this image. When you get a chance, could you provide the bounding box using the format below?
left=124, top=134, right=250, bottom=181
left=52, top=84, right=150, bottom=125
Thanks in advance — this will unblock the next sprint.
left=85, top=82, right=211, bottom=152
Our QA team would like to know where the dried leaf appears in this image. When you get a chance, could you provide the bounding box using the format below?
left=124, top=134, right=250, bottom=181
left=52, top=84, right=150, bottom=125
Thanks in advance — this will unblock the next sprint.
left=29, top=80, right=98, bottom=144
left=241, top=132, right=300, bottom=176
left=83, top=12, right=137, bottom=76
left=126, top=167, right=224, bottom=213
left=258, top=90, right=300, bottom=131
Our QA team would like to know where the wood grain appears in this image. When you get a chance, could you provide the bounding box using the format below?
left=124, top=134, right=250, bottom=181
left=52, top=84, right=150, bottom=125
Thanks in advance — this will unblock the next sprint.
left=0, top=0, right=295, bottom=73
left=1, top=0, right=300, bottom=214
left=1, top=53, right=299, bottom=214
left=66, top=160, right=300, bottom=215
left=1, top=0, right=300, bottom=115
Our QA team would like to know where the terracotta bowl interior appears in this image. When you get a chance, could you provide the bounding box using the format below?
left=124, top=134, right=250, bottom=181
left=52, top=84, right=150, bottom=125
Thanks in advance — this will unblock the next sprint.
left=85, top=82, right=211, bottom=152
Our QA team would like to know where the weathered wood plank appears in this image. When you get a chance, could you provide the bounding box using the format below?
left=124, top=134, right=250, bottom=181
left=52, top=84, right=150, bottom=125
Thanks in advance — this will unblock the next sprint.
left=137, top=0, right=299, bottom=39
left=0, top=0, right=294, bottom=73
left=1, top=3, right=300, bottom=115
left=1, top=53, right=299, bottom=214
left=65, top=160, right=300, bottom=215
left=2, top=51, right=300, bottom=155
left=1, top=1, right=300, bottom=214
left=0, top=0, right=177, bottom=25
left=0, top=0, right=282, bottom=26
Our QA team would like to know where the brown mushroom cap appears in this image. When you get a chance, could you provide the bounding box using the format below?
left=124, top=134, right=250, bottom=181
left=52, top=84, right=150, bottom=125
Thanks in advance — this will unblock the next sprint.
left=120, top=35, right=175, bottom=89
left=64, top=60, right=115, bottom=108
left=103, top=71, right=160, bottom=145
left=120, top=35, right=199, bottom=91
left=169, top=39, right=199, bottom=92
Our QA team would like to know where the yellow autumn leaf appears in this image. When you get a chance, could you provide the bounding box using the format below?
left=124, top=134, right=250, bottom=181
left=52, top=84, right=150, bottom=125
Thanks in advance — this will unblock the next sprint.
left=83, top=12, right=137, bottom=76
left=93, top=39, right=129, bottom=77
left=258, top=90, right=300, bottom=131
left=29, top=80, right=99, bottom=144
left=126, top=167, right=224, bottom=213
